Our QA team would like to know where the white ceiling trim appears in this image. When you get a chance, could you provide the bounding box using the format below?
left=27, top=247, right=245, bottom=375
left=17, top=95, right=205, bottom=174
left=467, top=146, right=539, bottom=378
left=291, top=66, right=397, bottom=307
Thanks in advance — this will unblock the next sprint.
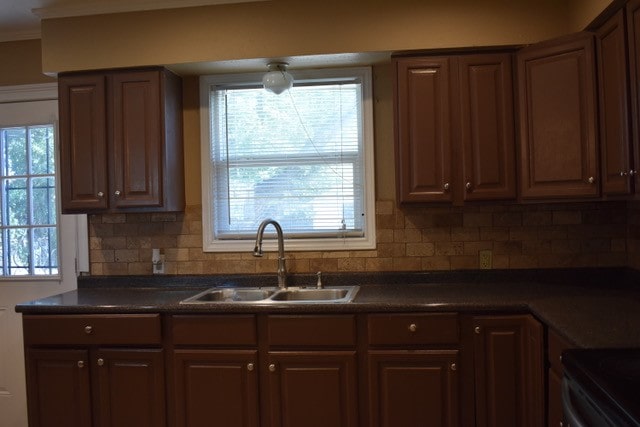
left=0, top=83, right=57, bottom=103
left=33, top=0, right=268, bottom=19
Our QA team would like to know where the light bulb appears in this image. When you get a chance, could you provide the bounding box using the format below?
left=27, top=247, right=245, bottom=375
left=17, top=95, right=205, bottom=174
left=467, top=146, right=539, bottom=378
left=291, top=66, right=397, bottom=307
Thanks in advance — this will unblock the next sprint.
left=263, top=62, right=294, bottom=94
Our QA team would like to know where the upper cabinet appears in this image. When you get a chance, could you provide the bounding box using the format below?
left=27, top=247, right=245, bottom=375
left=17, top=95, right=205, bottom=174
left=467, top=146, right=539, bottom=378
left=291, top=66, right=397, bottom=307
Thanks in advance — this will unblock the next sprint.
left=596, top=10, right=633, bottom=196
left=394, top=52, right=516, bottom=205
left=627, top=0, right=640, bottom=193
left=59, top=68, right=184, bottom=213
left=517, top=32, right=599, bottom=200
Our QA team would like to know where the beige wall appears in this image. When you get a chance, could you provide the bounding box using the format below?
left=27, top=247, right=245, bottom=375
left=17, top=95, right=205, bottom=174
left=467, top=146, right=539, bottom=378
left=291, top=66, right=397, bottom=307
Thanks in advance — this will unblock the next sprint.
left=568, top=0, right=616, bottom=31
left=41, top=0, right=573, bottom=74
left=0, top=40, right=53, bottom=86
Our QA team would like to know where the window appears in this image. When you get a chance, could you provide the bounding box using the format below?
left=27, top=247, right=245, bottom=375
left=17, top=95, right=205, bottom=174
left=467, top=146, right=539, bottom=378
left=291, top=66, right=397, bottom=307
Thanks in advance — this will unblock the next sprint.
left=200, top=67, right=375, bottom=252
left=0, top=124, right=58, bottom=276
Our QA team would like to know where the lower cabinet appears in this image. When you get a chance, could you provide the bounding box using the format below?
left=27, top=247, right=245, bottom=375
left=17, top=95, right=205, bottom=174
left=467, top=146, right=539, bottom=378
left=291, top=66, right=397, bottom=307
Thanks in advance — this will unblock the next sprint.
left=368, top=350, right=459, bottom=427
left=23, top=311, right=547, bottom=427
left=22, top=314, right=165, bottom=427
left=470, top=314, right=544, bottom=427
left=26, top=347, right=165, bottom=427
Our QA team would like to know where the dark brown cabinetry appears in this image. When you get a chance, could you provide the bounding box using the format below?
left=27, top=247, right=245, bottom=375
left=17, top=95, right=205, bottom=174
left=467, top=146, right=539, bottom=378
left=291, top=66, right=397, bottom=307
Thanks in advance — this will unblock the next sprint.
left=367, top=313, right=460, bottom=427
left=59, top=68, right=184, bottom=213
left=264, top=315, right=359, bottom=427
left=596, top=10, right=633, bottom=196
left=171, top=315, right=259, bottom=427
left=627, top=0, right=640, bottom=192
left=393, top=52, right=516, bottom=205
left=470, top=315, right=544, bottom=427
left=546, top=328, right=573, bottom=427
left=517, top=33, right=599, bottom=200
left=23, top=314, right=165, bottom=427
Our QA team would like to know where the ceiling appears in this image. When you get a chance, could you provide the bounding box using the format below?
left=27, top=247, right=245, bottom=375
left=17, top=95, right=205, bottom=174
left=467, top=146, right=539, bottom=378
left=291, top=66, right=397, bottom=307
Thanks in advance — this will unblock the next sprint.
left=0, top=0, right=266, bottom=42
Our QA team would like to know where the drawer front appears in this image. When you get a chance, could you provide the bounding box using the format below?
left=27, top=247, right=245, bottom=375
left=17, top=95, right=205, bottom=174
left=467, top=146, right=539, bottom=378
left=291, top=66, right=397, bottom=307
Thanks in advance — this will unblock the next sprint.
left=23, top=314, right=161, bottom=345
left=368, top=313, right=459, bottom=346
left=172, top=315, right=257, bottom=346
left=548, top=327, right=572, bottom=373
left=267, top=315, right=356, bottom=347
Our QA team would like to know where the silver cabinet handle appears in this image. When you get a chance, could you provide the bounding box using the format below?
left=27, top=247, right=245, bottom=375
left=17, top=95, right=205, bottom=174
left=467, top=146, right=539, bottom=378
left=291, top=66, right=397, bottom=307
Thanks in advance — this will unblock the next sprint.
left=77, top=361, right=85, bottom=368
left=97, top=358, right=104, bottom=366
left=450, top=363, right=457, bottom=371
left=587, top=176, right=595, bottom=184
left=621, top=171, right=628, bottom=177
left=268, top=363, right=276, bottom=372
left=630, top=170, right=637, bottom=176
left=443, top=182, right=450, bottom=191
left=465, top=182, right=472, bottom=191
left=474, top=326, right=481, bottom=334
left=97, top=192, right=104, bottom=198
left=247, top=363, right=254, bottom=372
left=408, top=323, right=417, bottom=332
left=114, top=190, right=121, bottom=197
left=84, top=325, right=93, bottom=334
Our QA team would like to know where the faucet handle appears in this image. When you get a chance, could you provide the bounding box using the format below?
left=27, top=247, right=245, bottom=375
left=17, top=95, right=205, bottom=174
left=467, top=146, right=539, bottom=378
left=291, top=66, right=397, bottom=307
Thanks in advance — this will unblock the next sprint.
left=316, top=271, right=323, bottom=289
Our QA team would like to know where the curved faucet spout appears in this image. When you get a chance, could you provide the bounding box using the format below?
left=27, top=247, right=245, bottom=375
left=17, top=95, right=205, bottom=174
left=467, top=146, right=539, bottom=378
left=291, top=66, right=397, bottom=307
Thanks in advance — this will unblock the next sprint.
left=253, top=219, right=287, bottom=288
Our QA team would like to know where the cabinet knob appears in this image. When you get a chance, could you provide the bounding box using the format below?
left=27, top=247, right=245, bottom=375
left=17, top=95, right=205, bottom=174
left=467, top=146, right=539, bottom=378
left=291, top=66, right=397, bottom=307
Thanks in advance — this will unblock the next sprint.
left=97, top=358, right=104, bottom=366
left=84, top=325, right=93, bottom=334
left=114, top=190, right=121, bottom=197
left=465, top=182, right=472, bottom=191
left=97, top=191, right=104, bottom=198
left=247, top=363, right=255, bottom=372
left=450, top=362, right=457, bottom=371
left=268, top=363, right=276, bottom=372
left=77, top=360, right=85, bottom=368
left=621, top=171, right=628, bottom=177
left=474, top=326, right=481, bottom=334
left=408, top=323, right=417, bottom=332
left=443, top=182, right=450, bottom=191
left=630, top=170, right=637, bottom=176
left=587, top=176, right=595, bottom=184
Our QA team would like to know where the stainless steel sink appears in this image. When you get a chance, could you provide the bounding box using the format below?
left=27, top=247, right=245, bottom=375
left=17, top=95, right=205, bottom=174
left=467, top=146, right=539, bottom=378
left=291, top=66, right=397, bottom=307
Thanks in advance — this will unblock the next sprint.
left=180, top=287, right=277, bottom=303
left=180, top=286, right=359, bottom=304
left=269, top=288, right=355, bottom=302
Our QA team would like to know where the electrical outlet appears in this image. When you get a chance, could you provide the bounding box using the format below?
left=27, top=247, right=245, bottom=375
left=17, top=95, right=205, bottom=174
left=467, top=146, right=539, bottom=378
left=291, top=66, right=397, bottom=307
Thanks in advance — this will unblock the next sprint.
left=479, top=250, right=492, bottom=269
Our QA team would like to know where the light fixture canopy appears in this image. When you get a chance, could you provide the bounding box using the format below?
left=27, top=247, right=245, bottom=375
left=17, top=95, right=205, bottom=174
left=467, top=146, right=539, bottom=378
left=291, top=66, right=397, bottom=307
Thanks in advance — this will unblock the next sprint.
left=262, top=62, right=294, bottom=94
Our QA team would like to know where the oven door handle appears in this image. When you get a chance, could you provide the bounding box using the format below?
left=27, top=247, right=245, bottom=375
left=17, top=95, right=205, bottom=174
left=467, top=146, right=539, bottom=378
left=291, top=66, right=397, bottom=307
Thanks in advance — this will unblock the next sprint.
left=562, top=377, right=587, bottom=427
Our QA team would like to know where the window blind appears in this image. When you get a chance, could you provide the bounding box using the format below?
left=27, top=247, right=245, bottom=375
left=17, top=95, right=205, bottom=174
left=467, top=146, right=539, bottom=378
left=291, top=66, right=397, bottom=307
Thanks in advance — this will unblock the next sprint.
left=209, top=81, right=366, bottom=239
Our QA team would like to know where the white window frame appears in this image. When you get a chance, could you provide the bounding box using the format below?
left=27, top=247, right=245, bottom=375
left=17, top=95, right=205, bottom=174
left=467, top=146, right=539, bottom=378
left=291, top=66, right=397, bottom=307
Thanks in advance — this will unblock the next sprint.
left=200, top=67, right=376, bottom=253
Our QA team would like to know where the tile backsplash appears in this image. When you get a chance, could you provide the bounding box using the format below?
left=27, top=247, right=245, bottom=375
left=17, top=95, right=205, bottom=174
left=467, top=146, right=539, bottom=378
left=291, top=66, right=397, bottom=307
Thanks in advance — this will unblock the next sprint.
left=88, top=200, right=632, bottom=275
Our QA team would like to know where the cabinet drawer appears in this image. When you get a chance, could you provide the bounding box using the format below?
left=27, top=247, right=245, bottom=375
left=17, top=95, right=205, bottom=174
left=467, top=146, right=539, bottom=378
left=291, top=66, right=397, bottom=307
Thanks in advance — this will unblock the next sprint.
left=368, top=313, right=459, bottom=346
left=23, top=314, right=161, bottom=345
left=548, top=327, right=572, bottom=373
left=267, top=315, right=356, bottom=347
left=172, top=315, right=257, bottom=346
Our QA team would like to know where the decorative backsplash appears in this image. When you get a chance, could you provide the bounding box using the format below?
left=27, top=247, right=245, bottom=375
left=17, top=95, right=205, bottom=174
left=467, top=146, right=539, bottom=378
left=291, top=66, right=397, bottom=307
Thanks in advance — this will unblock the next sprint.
left=88, top=200, right=632, bottom=276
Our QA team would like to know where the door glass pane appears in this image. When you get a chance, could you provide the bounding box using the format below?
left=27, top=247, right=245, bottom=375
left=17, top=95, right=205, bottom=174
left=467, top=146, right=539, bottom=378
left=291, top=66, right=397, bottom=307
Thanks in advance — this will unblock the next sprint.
left=5, top=178, right=28, bottom=226
left=32, top=177, right=56, bottom=225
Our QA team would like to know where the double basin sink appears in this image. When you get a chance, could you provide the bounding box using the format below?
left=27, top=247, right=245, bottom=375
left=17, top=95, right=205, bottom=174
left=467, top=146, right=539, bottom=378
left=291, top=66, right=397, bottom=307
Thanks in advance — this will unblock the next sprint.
left=180, top=285, right=359, bottom=304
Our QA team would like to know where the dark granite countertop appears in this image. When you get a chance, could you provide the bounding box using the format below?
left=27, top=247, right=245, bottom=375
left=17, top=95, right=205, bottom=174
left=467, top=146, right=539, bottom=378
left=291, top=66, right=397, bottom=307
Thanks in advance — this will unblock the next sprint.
left=14, top=268, right=640, bottom=349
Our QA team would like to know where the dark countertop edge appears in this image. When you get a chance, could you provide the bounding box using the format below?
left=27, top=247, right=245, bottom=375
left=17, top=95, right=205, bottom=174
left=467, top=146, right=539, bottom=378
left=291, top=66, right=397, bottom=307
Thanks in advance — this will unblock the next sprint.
left=76, top=267, right=640, bottom=288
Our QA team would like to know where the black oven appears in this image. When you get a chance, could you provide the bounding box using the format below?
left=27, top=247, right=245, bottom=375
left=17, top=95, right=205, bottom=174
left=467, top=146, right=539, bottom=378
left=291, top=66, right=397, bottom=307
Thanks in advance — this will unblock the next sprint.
left=562, top=349, right=640, bottom=426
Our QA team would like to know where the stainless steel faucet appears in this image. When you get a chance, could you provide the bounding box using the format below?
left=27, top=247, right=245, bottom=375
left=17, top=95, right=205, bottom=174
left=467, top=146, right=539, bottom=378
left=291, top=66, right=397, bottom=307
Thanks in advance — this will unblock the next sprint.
left=253, top=219, right=287, bottom=289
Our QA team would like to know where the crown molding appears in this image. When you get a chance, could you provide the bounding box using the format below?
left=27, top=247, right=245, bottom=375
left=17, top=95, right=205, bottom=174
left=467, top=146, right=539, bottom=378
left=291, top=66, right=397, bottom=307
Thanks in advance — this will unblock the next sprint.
left=0, top=83, right=57, bottom=103
left=0, top=28, right=41, bottom=42
left=33, top=0, right=268, bottom=19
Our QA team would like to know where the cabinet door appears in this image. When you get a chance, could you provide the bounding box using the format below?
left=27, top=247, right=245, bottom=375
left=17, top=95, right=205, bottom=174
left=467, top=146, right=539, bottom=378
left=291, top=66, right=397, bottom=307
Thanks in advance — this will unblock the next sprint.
left=394, top=57, right=453, bottom=203
left=59, top=73, right=109, bottom=212
left=472, top=315, right=544, bottom=427
left=266, top=351, right=358, bottom=427
left=173, top=349, right=259, bottom=427
left=109, top=70, right=162, bottom=209
left=368, top=350, right=458, bottom=427
left=597, top=10, right=633, bottom=195
left=459, top=53, right=516, bottom=201
left=628, top=0, right=640, bottom=190
left=25, top=349, right=92, bottom=427
left=517, top=33, right=599, bottom=199
left=94, top=348, right=165, bottom=427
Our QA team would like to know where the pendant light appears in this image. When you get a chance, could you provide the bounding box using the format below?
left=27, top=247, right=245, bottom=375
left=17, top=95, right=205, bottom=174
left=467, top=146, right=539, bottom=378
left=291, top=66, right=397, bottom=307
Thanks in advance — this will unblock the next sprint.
left=262, top=62, right=294, bottom=94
